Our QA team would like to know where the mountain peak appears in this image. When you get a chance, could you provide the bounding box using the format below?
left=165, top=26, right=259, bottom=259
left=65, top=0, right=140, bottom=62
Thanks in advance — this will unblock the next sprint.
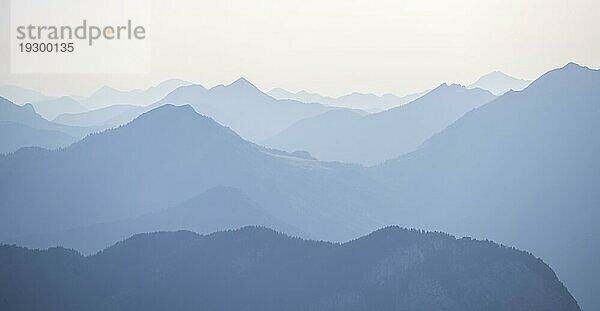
left=229, top=77, right=257, bottom=89
left=469, top=70, right=531, bottom=95
left=95, top=85, right=119, bottom=94
left=563, top=62, right=586, bottom=70
left=70, top=102, right=245, bottom=160
left=481, top=71, right=520, bottom=81
left=210, top=77, right=268, bottom=100
left=527, top=62, right=598, bottom=93
left=138, top=103, right=197, bottom=119
left=557, top=62, right=596, bottom=75
left=387, top=82, right=494, bottom=112
left=430, top=83, right=467, bottom=94
left=122, top=104, right=245, bottom=142
left=129, top=104, right=208, bottom=128
left=475, top=70, right=528, bottom=82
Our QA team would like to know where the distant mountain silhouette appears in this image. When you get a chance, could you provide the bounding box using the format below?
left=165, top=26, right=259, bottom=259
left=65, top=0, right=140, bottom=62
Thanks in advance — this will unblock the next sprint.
left=0, top=104, right=393, bottom=242
left=81, top=79, right=191, bottom=109
left=9, top=187, right=305, bottom=254
left=469, top=71, right=531, bottom=95
left=0, top=122, right=77, bottom=154
left=268, top=88, right=428, bottom=112
left=0, top=227, right=579, bottom=311
left=53, top=104, right=139, bottom=127
left=0, top=85, right=55, bottom=104
left=152, top=78, right=330, bottom=141
left=30, top=96, right=88, bottom=120
left=0, top=80, right=190, bottom=116
left=268, top=88, right=336, bottom=104
left=0, top=96, right=88, bottom=136
left=93, top=78, right=331, bottom=141
left=370, top=62, right=600, bottom=310
left=266, top=84, right=495, bottom=165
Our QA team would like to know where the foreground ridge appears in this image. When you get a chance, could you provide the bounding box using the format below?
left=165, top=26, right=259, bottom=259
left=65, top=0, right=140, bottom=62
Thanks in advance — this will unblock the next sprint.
left=0, top=226, right=580, bottom=311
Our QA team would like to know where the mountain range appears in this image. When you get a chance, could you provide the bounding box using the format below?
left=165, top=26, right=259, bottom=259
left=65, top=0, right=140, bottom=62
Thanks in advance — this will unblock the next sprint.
left=0, top=227, right=580, bottom=311
left=9, top=187, right=305, bottom=255
left=266, top=84, right=496, bottom=165
left=268, top=88, right=428, bottom=112
left=79, top=79, right=191, bottom=109
left=2, top=78, right=333, bottom=150
left=267, top=71, right=529, bottom=111
left=0, top=79, right=190, bottom=120
left=0, top=96, right=87, bottom=137
left=81, top=78, right=333, bottom=142
left=0, top=62, right=598, bottom=309
left=368, top=62, right=600, bottom=310
left=0, top=96, right=90, bottom=153
left=0, top=85, right=55, bottom=104
left=153, top=78, right=331, bottom=141
left=53, top=104, right=140, bottom=127
left=0, top=104, right=394, bottom=243
left=29, top=96, right=89, bottom=120
left=0, top=122, right=78, bottom=154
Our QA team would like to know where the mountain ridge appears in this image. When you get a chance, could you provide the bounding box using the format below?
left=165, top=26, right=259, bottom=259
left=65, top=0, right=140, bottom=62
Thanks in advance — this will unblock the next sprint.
left=268, top=87, right=428, bottom=112
left=0, top=226, right=580, bottom=311
left=266, top=83, right=495, bottom=165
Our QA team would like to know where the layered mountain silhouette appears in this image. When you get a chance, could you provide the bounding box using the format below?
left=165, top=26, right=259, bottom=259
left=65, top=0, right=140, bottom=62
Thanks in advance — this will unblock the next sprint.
left=0, top=227, right=579, bottom=311
left=369, top=62, right=600, bottom=310
left=0, top=80, right=190, bottom=121
left=0, top=96, right=89, bottom=152
left=154, top=78, right=330, bottom=141
left=0, top=96, right=88, bottom=136
left=0, top=122, right=77, bottom=154
left=268, top=88, right=428, bottom=112
left=0, top=85, right=55, bottom=104
left=469, top=71, right=531, bottom=95
left=1, top=63, right=597, bottom=309
left=9, top=187, right=304, bottom=255
left=267, top=84, right=495, bottom=165
left=80, top=79, right=190, bottom=109
left=94, top=78, right=331, bottom=141
left=30, top=96, right=89, bottom=120
left=0, top=104, right=393, bottom=243
left=53, top=104, right=139, bottom=127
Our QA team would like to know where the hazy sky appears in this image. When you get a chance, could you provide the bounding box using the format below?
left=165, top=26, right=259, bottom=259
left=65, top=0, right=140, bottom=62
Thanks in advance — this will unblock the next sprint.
left=1, top=0, right=599, bottom=97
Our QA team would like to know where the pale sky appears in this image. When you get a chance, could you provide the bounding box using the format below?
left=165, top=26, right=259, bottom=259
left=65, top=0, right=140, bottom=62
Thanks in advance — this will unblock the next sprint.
left=1, top=0, right=599, bottom=97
